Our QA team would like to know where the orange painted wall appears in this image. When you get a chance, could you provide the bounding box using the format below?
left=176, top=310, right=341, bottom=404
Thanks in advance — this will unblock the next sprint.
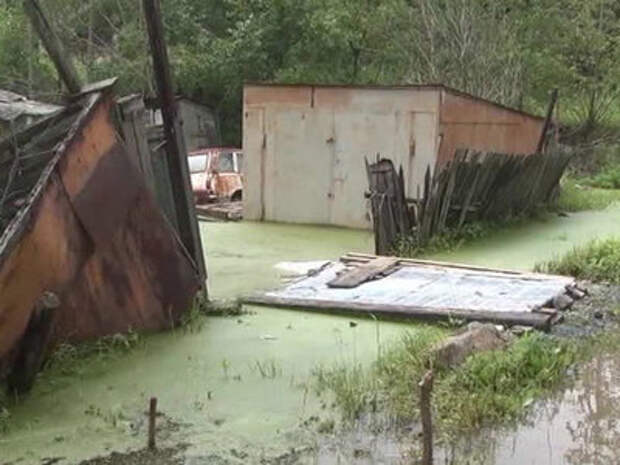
left=438, top=90, right=544, bottom=166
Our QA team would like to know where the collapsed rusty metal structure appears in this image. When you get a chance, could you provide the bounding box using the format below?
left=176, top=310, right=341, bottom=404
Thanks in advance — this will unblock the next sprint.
left=0, top=0, right=206, bottom=392
left=0, top=82, right=201, bottom=392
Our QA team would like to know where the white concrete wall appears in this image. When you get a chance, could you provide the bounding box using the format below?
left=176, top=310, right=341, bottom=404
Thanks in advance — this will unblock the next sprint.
left=243, top=85, right=441, bottom=229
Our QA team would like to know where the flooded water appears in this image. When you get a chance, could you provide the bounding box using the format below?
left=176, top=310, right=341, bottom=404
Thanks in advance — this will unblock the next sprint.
left=432, top=205, right=620, bottom=270
left=439, top=352, right=620, bottom=465
left=1, top=205, right=620, bottom=464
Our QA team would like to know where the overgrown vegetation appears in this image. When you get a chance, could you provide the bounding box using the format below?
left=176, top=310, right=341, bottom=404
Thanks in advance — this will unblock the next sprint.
left=43, top=330, right=144, bottom=378
left=313, top=329, right=597, bottom=438
left=313, top=328, right=445, bottom=422
left=392, top=223, right=493, bottom=257
left=435, top=334, right=578, bottom=431
left=1, top=0, right=619, bottom=143
left=556, top=179, right=620, bottom=211
left=534, top=237, right=620, bottom=283
left=581, top=164, right=620, bottom=189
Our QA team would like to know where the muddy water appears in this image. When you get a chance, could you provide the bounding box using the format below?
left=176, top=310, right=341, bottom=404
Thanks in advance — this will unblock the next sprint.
left=2, top=206, right=620, bottom=464
left=439, top=352, right=620, bottom=465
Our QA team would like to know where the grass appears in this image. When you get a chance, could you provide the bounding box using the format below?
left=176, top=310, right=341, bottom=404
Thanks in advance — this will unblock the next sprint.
left=435, top=334, right=578, bottom=432
left=252, top=359, right=282, bottom=379
left=556, top=179, right=620, bottom=212
left=312, top=329, right=603, bottom=438
left=43, top=330, right=144, bottom=378
left=313, top=327, right=445, bottom=423
left=581, top=164, right=620, bottom=189
left=392, top=223, right=493, bottom=258
left=534, top=237, right=620, bottom=284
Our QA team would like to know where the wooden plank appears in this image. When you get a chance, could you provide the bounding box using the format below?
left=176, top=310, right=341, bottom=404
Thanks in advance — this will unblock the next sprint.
left=243, top=295, right=555, bottom=330
left=341, top=252, right=572, bottom=280
left=328, top=257, right=399, bottom=288
left=536, top=88, right=558, bottom=153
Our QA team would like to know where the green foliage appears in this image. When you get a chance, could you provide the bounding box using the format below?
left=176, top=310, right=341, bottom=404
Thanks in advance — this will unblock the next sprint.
left=1, top=0, right=619, bottom=143
left=534, top=237, right=620, bottom=283
left=392, top=223, right=492, bottom=257
left=556, top=180, right=620, bottom=211
left=0, top=391, right=9, bottom=434
left=313, top=329, right=580, bottom=436
left=44, top=330, right=143, bottom=377
left=436, top=333, right=578, bottom=431
left=581, top=164, right=620, bottom=189
left=313, top=327, right=445, bottom=422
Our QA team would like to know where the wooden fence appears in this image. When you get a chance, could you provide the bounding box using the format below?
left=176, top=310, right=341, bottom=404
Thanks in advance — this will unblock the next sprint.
left=366, top=149, right=574, bottom=254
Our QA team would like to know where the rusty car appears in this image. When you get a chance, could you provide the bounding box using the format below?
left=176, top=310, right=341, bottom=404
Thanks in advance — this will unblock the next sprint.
left=188, top=147, right=243, bottom=204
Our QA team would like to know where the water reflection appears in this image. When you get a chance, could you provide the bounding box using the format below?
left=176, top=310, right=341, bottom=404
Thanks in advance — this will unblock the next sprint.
left=440, top=353, right=620, bottom=465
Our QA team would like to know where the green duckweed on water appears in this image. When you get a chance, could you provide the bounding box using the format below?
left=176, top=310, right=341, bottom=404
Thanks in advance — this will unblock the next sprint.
left=1, top=205, right=620, bottom=463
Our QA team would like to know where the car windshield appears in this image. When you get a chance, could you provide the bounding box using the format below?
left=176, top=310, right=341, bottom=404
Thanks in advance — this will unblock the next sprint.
left=188, top=154, right=208, bottom=173
left=235, top=152, right=243, bottom=172
left=217, top=152, right=235, bottom=172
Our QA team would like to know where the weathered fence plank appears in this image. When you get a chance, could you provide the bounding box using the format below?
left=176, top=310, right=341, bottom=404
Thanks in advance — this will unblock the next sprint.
left=366, top=149, right=574, bottom=254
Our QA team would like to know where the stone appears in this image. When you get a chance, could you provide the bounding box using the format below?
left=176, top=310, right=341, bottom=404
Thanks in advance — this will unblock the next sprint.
left=553, top=293, right=574, bottom=311
left=434, top=322, right=512, bottom=369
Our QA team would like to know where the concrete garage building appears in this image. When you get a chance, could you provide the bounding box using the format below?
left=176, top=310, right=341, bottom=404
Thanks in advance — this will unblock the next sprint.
left=243, top=83, right=545, bottom=229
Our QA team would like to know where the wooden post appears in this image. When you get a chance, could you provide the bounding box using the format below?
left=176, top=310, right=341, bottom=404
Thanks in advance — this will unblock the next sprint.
left=536, top=88, right=559, bottom=154
left=23, top=0, right=82, bottom=95
left=142, top=0, right=207, bottom=285
left=419, top=370, right=434, bottom=465
left=148, top=397, right=157, bottom=450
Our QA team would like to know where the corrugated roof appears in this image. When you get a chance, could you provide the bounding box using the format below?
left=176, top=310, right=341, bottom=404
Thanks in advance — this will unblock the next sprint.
left=0, top=89, right=63, bottom=122
left=244, top=82, right=544, bottom=121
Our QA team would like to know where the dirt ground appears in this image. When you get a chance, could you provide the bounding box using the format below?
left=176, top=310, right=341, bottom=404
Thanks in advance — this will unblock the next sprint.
left=78, top=446, right=187, bottom=465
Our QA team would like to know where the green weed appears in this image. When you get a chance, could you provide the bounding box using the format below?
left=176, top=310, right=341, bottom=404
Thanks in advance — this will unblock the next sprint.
left=44, top=330, right=143, bottom=376
left=555, top=180, right=620, bottom=212
left=435, top=333, right=578, bottom=432
left=581, top=164, right=620, bottom=189
left=0, top=391, right=9, bottom=434
left=313, top=329, right=584, bottom=437
left=313, top=327, right=445, bottom=422
left=392, top=222, right=494, bottom=258
left=534, top=237, right=620, bottom=283
left=253, top=359, right=282, bottom=379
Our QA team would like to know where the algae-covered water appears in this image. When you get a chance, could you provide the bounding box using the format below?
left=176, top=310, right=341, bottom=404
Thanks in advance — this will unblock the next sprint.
left=1, top=205, right=619, bottom=464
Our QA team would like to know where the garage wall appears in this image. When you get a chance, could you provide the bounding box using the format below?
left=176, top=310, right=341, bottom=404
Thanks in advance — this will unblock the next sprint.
left=243, top=85, right=441, bottom=229
left=438, top=90, right=545, bottom=166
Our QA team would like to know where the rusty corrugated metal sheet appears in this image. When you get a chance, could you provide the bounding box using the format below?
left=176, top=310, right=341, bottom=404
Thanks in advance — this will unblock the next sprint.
left=0, top=84, right=200, bottom=384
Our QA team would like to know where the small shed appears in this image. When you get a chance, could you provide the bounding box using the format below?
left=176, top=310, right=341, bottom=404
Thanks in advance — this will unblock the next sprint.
left=243, top=84, right=545, bottom=229
left=145, top=96, right=220, bottom=152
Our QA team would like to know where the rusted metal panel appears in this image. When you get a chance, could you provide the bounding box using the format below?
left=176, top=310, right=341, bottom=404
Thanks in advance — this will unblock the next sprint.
left=0, top=87, right=200, bottom=384
left=53, top=187, right=199, bottom=341
left=71, top=143, right=141, bottom=247
left=0, top=171, right=92, bottom=378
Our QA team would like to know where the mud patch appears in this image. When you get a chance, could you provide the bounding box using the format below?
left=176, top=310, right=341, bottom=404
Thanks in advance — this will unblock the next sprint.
left=78, top=445, right=188, bottom=465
